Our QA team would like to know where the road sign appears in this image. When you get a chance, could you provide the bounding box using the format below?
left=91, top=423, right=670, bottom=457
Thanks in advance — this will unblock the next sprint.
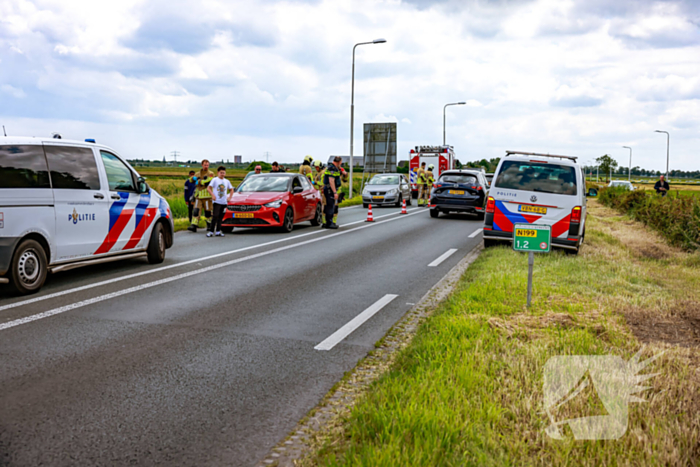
left=513, top=224, right=551, bottom=308
left=513, top=224, right=551, bottom=253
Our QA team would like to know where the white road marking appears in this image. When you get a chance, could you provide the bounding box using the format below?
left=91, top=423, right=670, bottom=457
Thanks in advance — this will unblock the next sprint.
left=0, top=208, right=420, bottom=313
left=314, top=294, right=398, bottom=351
left=428, top=249, right=458, bottom=267
left=0, top=210, right=425, bottom=331
left=468, top=228, right=483, bottom=238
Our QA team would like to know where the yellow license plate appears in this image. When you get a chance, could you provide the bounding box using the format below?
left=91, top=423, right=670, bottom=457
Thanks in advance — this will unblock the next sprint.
left=515, top=229, right=537, bottom=237
left=449, top=190, right=465, bottom=195
left=234, top=213, right=254, bottom=218
left=373, top=196, right=384, bottom=199
left=519, top=205, right=547, bottom=215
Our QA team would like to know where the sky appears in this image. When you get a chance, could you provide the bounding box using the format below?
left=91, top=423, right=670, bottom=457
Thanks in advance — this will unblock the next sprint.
left=1, top=0, right=699, bottom=171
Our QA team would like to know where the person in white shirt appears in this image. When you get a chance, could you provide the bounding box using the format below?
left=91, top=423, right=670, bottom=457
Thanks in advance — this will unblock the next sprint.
left=206, top=166, right=234, bottom=237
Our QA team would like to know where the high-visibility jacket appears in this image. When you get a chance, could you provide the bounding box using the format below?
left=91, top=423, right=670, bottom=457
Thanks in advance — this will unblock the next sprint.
left=195, top=169, right=214, bottom=199
left=313, top=169, right=324, bottom=188
left=417, top=168, right=427, bottom=185
left=426, top=170, right=434, bottom=187
left=299, top=164, right=313, bottom=183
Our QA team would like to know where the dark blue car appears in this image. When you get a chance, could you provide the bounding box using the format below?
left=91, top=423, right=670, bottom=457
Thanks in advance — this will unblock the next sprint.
left=429, top=170, right=489, bottom=219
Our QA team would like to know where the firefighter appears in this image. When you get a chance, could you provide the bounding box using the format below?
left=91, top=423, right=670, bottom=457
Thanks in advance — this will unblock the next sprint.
left=426, top=164, right=435, bottom=207
left=187, top=159, right=215, bottom=232
left=322, top=156, right=342, bottom=229
left=417, top=162, right=427, bottom=206
left=300, top=155, right=314, bottom=184
left=312, top=160, right=326, bottom=223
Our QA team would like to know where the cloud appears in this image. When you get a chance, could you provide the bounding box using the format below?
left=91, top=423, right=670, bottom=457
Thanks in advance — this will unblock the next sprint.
left=0, top=0, right=699, bottom=172
left=1, top=84, right=26, bottom=98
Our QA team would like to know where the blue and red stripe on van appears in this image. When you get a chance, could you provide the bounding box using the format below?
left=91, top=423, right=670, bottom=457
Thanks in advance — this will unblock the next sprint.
left=489, top=200, right=572, bottom=238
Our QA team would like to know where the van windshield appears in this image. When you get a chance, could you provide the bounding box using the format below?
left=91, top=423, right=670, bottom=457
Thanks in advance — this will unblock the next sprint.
left=493, top=160, right=577, bottom=195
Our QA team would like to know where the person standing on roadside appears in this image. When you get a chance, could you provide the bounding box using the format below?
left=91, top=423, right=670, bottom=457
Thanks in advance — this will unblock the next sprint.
left=184, top=170, right=197, bottom=223
left=188, top=160, right=214, bottom=232
left=206, top=166, right=234, bottom=237
left=654, top=174, right=670, bottom=197
left=300, top=155, right=314, bottom=184
left=425, top=164, right=435, bottom=207
left=322, top=156, right=342, bottom=229
left=417, top=162, right=427, bottom=206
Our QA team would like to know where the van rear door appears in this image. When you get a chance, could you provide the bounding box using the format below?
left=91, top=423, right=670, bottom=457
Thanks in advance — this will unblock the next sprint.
left=490, top=160, right=579, bottom=239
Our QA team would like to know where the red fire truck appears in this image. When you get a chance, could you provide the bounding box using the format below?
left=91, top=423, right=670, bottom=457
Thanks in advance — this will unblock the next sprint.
left=408, top=145, right=456, bottom=197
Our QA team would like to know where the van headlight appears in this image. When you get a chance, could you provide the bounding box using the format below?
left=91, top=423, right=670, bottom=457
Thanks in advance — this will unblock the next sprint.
left=264, top=199, right=284, bottom=208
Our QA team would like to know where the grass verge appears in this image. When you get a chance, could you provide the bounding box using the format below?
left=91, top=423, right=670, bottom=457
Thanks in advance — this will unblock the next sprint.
left=302, top=201, right=700, bottom=466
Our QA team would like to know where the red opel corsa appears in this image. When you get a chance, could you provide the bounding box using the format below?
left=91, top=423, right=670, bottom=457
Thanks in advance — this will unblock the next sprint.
left=221, top=173, right=323, bottom=233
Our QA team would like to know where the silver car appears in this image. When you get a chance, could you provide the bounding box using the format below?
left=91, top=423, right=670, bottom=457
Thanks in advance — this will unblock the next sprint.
left=362, top=173, right=412, bottom=207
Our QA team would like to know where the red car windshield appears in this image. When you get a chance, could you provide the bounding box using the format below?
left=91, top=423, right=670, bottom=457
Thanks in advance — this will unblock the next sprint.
left=238, top=175, right=290, bottom=193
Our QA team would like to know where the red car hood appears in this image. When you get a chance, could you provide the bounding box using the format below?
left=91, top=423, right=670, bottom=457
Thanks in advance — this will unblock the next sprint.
left=229, top=192, right=287, bottom=205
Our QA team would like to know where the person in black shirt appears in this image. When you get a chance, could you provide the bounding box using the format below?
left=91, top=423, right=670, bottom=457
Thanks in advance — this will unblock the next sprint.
left=654, top=175, right=670, bottom=196
left=322, top=156, right=342, bottom=229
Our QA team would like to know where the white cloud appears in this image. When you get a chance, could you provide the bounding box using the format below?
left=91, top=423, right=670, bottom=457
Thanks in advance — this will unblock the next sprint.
left=0, top=0, right=698, bottom=172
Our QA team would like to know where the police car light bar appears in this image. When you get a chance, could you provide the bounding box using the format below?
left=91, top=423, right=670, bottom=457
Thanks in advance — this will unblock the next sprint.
left=505, top=150, right=578, bottom=162
left=85, top=139, right=96, bottom=143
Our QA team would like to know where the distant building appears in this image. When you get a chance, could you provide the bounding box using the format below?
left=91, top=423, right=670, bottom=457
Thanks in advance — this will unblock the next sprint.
left=234, top=155, right=242, bottom=164
left=326, top=156, right=363, bottom=167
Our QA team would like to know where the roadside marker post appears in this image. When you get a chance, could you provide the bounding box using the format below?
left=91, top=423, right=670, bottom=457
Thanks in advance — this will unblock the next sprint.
left=513, top=224, right=551, bottom=308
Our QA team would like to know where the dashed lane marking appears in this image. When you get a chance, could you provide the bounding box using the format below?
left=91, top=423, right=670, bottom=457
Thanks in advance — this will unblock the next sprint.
left=428, top=249, right=458, bottom=267
left=314, top=294, right=398, bottom=351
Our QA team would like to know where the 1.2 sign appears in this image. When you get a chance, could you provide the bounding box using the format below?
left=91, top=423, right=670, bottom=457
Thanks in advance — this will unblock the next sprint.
left=513, top=224, right=551, bottom=253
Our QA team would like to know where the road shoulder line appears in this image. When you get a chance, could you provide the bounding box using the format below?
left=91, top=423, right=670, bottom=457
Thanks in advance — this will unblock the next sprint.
left=256, top=242, right=484, bottom=467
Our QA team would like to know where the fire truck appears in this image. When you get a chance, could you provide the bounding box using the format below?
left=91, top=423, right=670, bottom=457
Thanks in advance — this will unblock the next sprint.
left=408, top=145, right=456, bottom=197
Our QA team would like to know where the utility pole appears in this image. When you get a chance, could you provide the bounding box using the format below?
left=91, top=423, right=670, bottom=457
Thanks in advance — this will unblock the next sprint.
left=264, top=152, right=271, bottom=163
left=171, top=151, right=180, bottom=164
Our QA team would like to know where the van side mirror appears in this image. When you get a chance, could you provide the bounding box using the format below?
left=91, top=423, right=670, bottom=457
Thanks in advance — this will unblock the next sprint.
left=587, top=188, right=598, bottom=197
left=137, top=176, right=149, bottom=194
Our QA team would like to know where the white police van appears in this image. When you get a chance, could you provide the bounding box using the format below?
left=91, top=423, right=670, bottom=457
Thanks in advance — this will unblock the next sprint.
left=0, top=136, right=174, bottom=294
left=483, top=151, right=597, bottom=255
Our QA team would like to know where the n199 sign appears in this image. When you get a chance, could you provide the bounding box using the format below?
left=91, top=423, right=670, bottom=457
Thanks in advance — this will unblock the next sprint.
left=513, top=224, right=551, bottom=253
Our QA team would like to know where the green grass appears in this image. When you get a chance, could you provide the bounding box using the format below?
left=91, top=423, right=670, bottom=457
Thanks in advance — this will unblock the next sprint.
left=304, top=203, right=700, bottom=466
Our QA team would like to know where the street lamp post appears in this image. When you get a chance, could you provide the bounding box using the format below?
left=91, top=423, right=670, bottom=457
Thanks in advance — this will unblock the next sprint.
left=349, top=38, right=386, bottom=199
left=622, top=146, right=632, bottom=182
left=443, top=102, right=466, bottom=146
left=654, top=130, right=670, bottom=178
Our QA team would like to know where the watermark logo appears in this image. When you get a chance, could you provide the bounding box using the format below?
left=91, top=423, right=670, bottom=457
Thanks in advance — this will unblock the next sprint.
left=543, top=350, right=663, bottom=440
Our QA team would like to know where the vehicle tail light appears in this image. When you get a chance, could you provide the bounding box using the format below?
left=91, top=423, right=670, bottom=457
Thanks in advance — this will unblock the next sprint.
left=434, top=183, right=442, bottom=188
left=486, top=196, right=495, bottom=213
left=571, top=206, right=582, bottom=223
left=476, top=186, right=483, bottom=191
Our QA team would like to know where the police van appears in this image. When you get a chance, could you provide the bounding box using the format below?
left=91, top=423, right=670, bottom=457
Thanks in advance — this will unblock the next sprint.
left=483, top=151, right=597, bottom=255
left=0, top=136, right=174, bottom=294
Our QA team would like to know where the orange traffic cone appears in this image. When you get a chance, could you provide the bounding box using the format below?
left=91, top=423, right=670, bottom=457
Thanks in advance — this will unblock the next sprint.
left=401, top=198, right=407, bottom=214
left=366, top=203, right=375, bottom=222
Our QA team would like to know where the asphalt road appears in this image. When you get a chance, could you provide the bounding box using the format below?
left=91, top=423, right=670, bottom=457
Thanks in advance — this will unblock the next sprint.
left=0, top=204, right=484, bottom=466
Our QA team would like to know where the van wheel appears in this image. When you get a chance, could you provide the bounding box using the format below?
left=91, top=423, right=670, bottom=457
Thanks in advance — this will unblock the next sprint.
left=9, top=239, right=48, bottom=295
left=147, top=222, right=166, bottom=264
left=565, top=247, right=580, bottom=256
left=310, top=203, right=322, bottom=226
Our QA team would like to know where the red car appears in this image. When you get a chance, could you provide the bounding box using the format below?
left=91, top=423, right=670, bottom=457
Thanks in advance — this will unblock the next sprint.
left=221, top=173, right=323, bottom=233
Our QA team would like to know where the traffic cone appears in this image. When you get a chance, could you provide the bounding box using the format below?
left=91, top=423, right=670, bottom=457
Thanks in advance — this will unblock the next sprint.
left=365, top=203, right=375, bottom=222
left=400, top=198, right=407, bottom=214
